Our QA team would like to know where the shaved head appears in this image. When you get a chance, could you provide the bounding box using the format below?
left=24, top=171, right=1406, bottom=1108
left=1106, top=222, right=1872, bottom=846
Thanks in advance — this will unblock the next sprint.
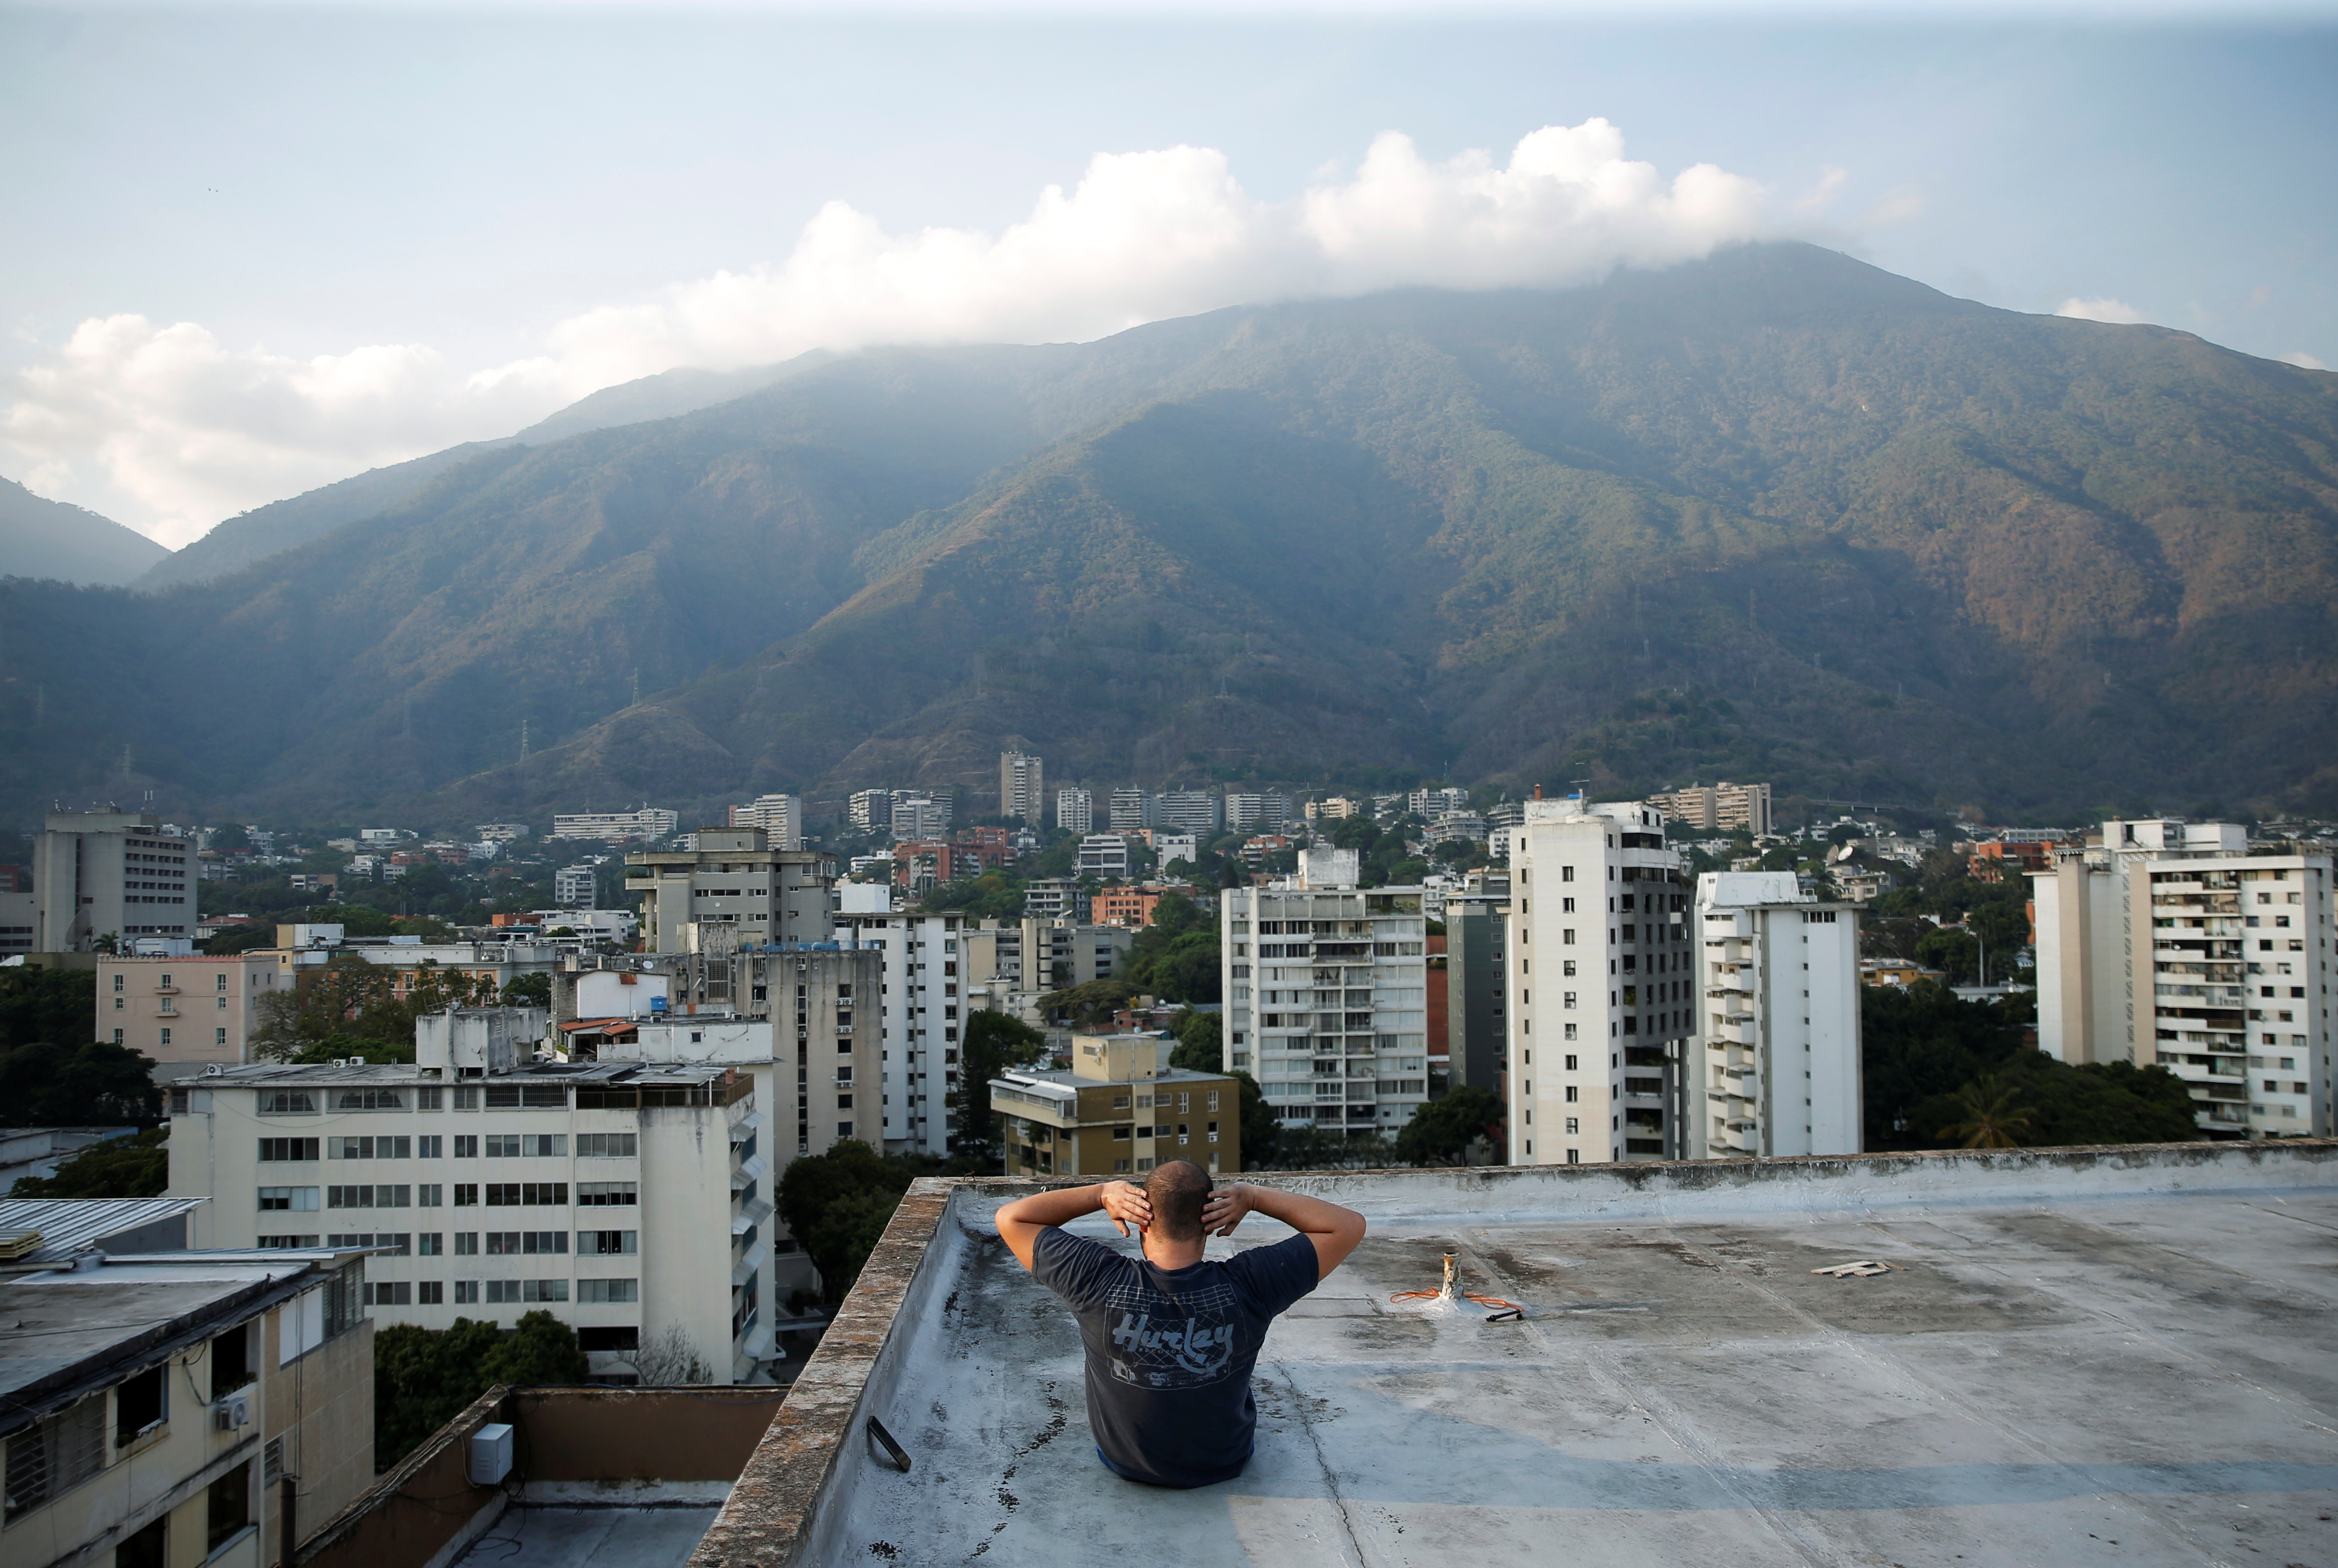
left=1144, top=1159, right=1213, bottom=1243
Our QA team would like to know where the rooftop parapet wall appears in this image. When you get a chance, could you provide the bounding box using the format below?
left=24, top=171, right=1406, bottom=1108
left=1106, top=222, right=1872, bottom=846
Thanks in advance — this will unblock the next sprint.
left=688, top=1139, right=2338, bottom=1567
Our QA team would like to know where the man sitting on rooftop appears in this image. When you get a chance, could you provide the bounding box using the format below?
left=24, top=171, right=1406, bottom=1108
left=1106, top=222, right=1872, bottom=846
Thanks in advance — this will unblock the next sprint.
left=996, top=1161, right=1367, bottom=1489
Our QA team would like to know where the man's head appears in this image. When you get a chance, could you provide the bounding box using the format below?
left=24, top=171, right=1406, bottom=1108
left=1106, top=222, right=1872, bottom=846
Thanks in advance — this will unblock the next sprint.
left=1143, top=1160, right=1213, bottom=1243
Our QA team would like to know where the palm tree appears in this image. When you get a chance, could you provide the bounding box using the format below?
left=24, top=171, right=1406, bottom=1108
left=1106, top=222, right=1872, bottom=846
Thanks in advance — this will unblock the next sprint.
left=1938, top=1074, right=2034, bottom=1149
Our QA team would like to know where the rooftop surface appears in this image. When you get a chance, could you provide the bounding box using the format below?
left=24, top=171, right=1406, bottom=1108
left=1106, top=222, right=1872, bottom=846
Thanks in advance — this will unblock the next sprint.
left=727, top=1145, right=2338, bottom=1568
left=448, top=1505, right=722, bottom=1568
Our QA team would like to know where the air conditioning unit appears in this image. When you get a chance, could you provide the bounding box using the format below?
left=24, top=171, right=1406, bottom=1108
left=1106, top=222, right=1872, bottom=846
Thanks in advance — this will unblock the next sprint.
left=469, top=1423, right=514, bottom=1486
left=213, top=1394, right=250, bottom=1431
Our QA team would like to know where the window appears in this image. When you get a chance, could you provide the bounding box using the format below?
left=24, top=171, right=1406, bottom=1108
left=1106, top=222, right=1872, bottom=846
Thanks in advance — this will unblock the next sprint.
left=115, top=1364, right=166, bottom=1445
left=577, top=1133, right=638, bottom=1158
left=1565, top=1117, right=1579, bottom=1134
left=417, top=1183, right=443, bottom=1206
left=207, top=1461, right=252, bottom=1552
left=578, top=1230, right=638, bottom=1256
left=259, top=1092, right=316, bottom=1115
left=578, top=1182, right=638, bottom=1207
left=3, top=1395, right=106, bottom=1520
left=521, top=1280, right=570, bottom=1303
left=365, top=1281, right=412, bottom=1306
left=334, top=1090, right=404, bottom=1111
left=453, top=1184, right=478, bottom=1206
left=484, top=1134, right=521, bottom=1158
left=418, top=1136, right=443, bottom=1158
left=486, top=1280, right=521, bottom=1304
left=454, top=1233, right=479, bottom=1254
left=259, top=1187, right=319, bottom=1212
left=579, top=1278, right=639, bottom=1304
left=418, top=1233, right=444, bottom=1256
left=211, top=1323, right=253, bottom=1400
left=158, top=1028, right=171, bottom=1048
left=418, top=1281, right=445, bottom=1305
left=259, top=1138, right=318, bottom=1162
left=454, top=1134, right=479, bottom=1158
left=455, top=1281, right=481, bottom=1304
left=1564, top=1055, right=1578, bottom=1070
left=1565, top=1086, right=1579, bottom=1103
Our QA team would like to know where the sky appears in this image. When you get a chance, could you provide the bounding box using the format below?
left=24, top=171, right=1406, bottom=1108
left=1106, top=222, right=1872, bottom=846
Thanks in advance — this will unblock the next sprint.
left=3, top=3, right=2334, bottom=547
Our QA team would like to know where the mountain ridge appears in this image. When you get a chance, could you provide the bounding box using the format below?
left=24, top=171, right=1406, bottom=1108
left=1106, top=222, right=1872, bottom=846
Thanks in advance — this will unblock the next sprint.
left=4, top=243, right=2333, bottom=827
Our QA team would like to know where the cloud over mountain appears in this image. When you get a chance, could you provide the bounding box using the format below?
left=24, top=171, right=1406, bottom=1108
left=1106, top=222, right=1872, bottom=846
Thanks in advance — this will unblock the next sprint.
left=2, top=120, right=1766, bottom=545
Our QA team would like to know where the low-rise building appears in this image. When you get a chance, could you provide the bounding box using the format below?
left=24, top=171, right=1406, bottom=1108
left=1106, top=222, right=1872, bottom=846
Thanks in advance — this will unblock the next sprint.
left=1689, top=871, right=1862, bottom=1160
left=165, top=1022, right=772, bottom=1385
left=992, top=1033, right=1240, bottom=1177
left=1861, top=957, right=1947, bottom=987
left=1089, top=883, right=1198, bottom=929
left=0, top=1243, right=373, bottom=1568
left=1076, top=833, right=1132, bottom=880
left=551, top=808, right=680, bottom=844
left=97, top=952, right=294, bottom=1080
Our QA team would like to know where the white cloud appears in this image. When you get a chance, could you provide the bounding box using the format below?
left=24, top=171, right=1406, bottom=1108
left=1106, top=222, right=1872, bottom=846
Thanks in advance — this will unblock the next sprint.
left=2278, top=350, right=2328, bottom=371
left=2056, top=296, right=2149, bottom=325
left=4, top=119, right=1770, bottom=546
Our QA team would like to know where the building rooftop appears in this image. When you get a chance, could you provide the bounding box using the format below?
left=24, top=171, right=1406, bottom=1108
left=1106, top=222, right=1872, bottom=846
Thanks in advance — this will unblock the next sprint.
left=696, top=1142, right=2338, bottom=1567
left=0, top=1195, right=207, bottom=1268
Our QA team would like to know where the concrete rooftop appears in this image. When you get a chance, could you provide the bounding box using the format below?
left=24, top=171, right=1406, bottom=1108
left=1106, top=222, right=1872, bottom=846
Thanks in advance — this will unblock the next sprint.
left=727, top=1145, right=2338, bottom=1567
left=448, top=1505, right=721, bottom=1568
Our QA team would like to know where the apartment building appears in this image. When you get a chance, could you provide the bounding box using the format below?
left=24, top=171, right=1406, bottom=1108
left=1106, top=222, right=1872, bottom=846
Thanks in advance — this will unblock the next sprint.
left=1688, top=872, right=1862, bottom=1159
left=847, top=789, right=892, bottom=834
left=1304, top=796, right=1362, bottom=821
left=1054, top=788, right=1094, bottom=835
left=1022, top=877, right=1084, bottom=922
left=0, top=1244, right=373, bottom=1568
left=1443, top=881, right=1510, bottom=1096
left=993, top=1034, right=1241, bottom=1178
left=2032, top=819, right=2333, bottom=1138
left=1091, top=884, right=1196, bottom=929
left=965, top=917, right=1133, bottom=999
left=1645, top=781, right=1774, bottom=837
left=168, top=1023, right=771, bottom=1385
left=1076, top=833, right=1132, bottom=880
left=1218, top=875, right=1433, bottom=1138
left=831, top=892, right=974, bottom=1156
left=96, top=952, right=291, bottom=1080
left=999, top=752, right=1045, bottom=824
left=1156, top=791, right=1224, bottom=835
left=1504, top=799, right=1697, bottom=1165
left=553, top=863, right=599, bottom=908
left=888, top=792, right=951, bottom=842
left=30, top=810, right=195, bottom=950
left=1107, top=790, right=1156, bottom=832
left=551, top=808, right=681, bottom=844
left=728, top=794, right=803, bottom=850
left=1408, top=787, right=1470, bottom=820
left=626, top=827, right=836, bottom=953
left=1224, top=791, right=1292, bottom=831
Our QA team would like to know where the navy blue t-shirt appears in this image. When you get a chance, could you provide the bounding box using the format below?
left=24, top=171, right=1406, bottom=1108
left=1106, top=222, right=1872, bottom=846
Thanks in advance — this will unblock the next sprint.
left=1031, top=1227, right=1321, bottom=1488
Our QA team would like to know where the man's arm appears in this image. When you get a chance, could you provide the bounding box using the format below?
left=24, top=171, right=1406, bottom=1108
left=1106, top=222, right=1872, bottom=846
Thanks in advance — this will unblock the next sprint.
left=1201, top=1183, right=1366, bottom=1280
left=995, top=1180, right=1151, bottom=1273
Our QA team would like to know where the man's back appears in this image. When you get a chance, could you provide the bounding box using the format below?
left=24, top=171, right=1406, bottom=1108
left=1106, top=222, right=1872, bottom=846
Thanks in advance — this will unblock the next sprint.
left=1031, top=1227, right=1320, bottom=1487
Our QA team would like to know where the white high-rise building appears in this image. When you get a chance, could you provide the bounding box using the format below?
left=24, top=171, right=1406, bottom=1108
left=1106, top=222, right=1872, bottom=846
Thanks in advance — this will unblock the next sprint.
left=890, top=793, right=952, bottom=842
left=1157, top=791, right=1223, bottom=835
left=551, top=808, right=680, bottom=844
left=1000, top=752, right=1045, bottom=824
left=1224, top=791, right=1292, bottom=831
left=1407, top=787, right=1470, bottom=820
left=833, top=887, right=979, bottom=1157
left=554, top=863, right=599, bottom=908
left=1688, top=872, right=1862, bottom=1159
left=728, top=794, right=803, bottom=849
left=31, top=810, right=193, bottom=950
left=2032, top=819, right=2333, bottom=1138
left=1076, top=834, right=1132, bottom=880
left=625, top=828, right=836, bottom=953
left=1108, top=789, right=1157, bottom=832
left=1504, top=799, right=1696, bottom=1165
left=1219, top=863, right=1433, bottom=1141
left=1055, top=788, right=1094, bottom=834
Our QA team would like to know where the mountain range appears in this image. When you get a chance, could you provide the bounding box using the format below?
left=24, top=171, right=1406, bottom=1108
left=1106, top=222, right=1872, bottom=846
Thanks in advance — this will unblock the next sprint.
left=2, top=241, right=2333, bottom=829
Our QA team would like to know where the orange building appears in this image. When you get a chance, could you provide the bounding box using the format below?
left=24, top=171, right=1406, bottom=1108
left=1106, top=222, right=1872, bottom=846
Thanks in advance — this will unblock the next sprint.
left=1090, top=883, right=1201, bottom=928
left=1968, top=841, right=2053, bottom=882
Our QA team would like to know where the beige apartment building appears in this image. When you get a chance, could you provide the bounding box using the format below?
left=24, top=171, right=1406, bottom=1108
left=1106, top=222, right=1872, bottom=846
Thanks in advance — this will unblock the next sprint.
left=167, top=1015, right=774, bottom=1385
left=992, top=1033, right=1240, bottom=1178
left=2033, top=819, right=2333, bottom=1137
left=1689, top=871, right=1862, bottom=1159
left=31, top=810, right=196, bottom=951
left=627, top=827, right=836, bottom=954
left=0, top=1244, right=372, bottom=1568
left=1646, top=781, right=1774, bottom=837
left=97, top=952, right=291, bottom=1080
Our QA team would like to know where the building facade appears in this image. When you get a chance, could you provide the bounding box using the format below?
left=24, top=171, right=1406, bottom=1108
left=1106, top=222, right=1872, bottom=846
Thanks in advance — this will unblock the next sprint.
left=1156, top=791, right=1224, bottom=835
left=551, top=808, right=681, bottom=844
left=1443, top=884, right=1509, bottom=1097
left=167, top=1039, right=772, bottom=1385
left=847, top=789, right=892, bottom=834
left=1504, top=800, right=1696, bottom=1165
left=96, top=952, right=291, bottom=1080
left=999, top=753, right=1045, bottom=824
left=1218, top=879, right=1432, bottom=1138
left=32, top=810, right=194, bottom=951
left=830, top=897, right=975, bottom=1156
left=1224, top=792, right=1291, bottom=831
left=1688, top=872, right=1862, bottom=1159
left=1054, top=788, right=1093, bottom=835
left=0, top=1246, right=373, bottom=1568
left=626, top=828, right=836, bottom=953
left=2031, top=819, right=2333, bottom=1138
left=1076, top=834, right=1132, bottom=880
left=727, top=794, right=803, bottom=850
left=993, top=1034, right=1240, bottom=1177
left=1646, top=781, right=1774, bottom=837
left=554, top=863, right=599, bottom=908
left=1107, top=790, right=1156, bottom=832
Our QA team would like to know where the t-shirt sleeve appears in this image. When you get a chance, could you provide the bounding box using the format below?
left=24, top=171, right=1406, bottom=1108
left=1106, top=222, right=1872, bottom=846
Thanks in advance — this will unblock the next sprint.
left=1228, top=1232, right=1325, bottom=1319
left=1029, top=1226, right=1121, bottom=1312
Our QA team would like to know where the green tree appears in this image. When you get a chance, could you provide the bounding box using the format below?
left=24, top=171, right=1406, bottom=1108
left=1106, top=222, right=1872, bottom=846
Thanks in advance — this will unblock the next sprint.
left=952, top=1010, right=1050, bottom=1166
left=1936, top=1074, right=2034, bottom=1148
left=500, top=971, right=553, bottom=1008
left=7, top=1128, right=169, bottom=1198
left=1393, top=1085, right=1504, bottom=1166
left=1168, top=1010, right=1221, bottom=1072
left=776, top=1141, right=915, bottom=1304
left=373, top=1317, right=504, bottom=1464
left=1913, top=925, right=1980, bottom=984
left=0, top=966, right=97, bottom=1051
left=203, top=924, right=278, bottom=956
left=481, top=1309, right=590, bottom=1386
left=1042, top=977, right=1137, bottom=1028
left=0, top=1040, right=160, bottom=1127
left=1230, top=1070, right=1279, bottom=1170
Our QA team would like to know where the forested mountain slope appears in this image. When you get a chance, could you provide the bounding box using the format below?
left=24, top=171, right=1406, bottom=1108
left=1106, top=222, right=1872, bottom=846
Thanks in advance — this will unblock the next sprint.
left=4, top=243, right=2332, bottom=827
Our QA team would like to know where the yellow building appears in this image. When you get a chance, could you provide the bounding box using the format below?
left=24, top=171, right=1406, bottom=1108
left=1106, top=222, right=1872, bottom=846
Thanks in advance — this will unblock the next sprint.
left=993, top=1034, right=1240, bottom=1178
left=0, top=1240, right=373, bottom=1568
